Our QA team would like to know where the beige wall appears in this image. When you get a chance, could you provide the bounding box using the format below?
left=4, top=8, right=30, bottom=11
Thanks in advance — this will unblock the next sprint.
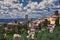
left=47, top=17, right=55, bottom=24
left=50, top=17, right=55, bottom=24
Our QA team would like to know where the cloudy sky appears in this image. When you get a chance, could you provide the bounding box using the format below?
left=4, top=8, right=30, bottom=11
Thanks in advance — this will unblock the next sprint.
left=0, top=0, right=60, bottom=19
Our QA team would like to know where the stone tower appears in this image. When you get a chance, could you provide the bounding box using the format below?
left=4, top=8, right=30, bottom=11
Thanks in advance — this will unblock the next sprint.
left=25, top=14, right=28, bottom=25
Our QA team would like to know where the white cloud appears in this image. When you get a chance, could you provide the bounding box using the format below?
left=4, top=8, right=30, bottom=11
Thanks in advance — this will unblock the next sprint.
left=0, top=0, right=24, bottom=19
left=0, top=0, right=59, bottom=19
left=38, top=0, right=47, bottom=9
left=27, top=2, right=38, bottom=9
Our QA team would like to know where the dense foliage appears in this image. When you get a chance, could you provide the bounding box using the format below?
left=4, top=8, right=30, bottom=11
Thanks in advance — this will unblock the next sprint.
left=55, top=18, right=59, bottom=26
left=0, top=23, right=60, bottom=40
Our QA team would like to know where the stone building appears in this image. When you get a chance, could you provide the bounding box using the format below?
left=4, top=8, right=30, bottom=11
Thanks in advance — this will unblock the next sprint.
left=13, top=34, right=21, bottom=40
left=25, top=14, right=28, bottom=25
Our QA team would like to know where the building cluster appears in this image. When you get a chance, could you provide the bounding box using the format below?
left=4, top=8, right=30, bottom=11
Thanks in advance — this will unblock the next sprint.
left=32, top=10, right=60, bottom=27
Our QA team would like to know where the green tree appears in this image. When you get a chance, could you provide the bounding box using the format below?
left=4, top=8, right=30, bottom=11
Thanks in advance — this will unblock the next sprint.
left=55, top=18, right=59, bottom=26
left=43, top=19, right=49, bottom=26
